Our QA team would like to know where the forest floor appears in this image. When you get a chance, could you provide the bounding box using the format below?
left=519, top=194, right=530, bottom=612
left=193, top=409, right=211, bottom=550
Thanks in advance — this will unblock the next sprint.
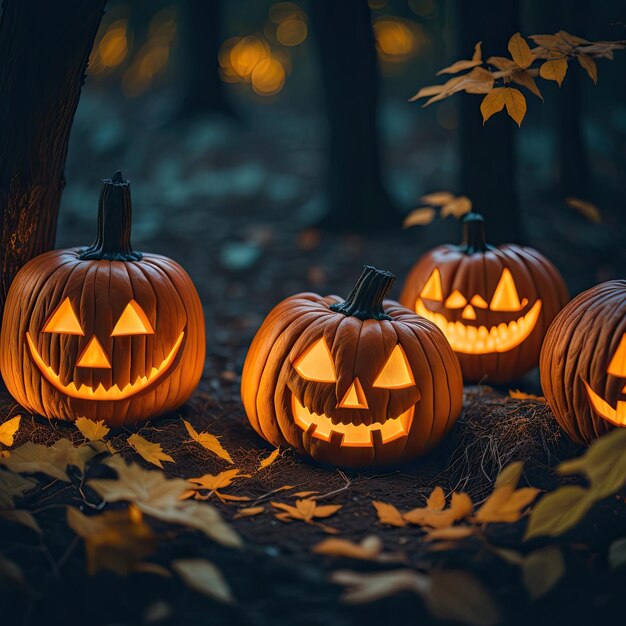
left=2, top=91, right=626, bottom=625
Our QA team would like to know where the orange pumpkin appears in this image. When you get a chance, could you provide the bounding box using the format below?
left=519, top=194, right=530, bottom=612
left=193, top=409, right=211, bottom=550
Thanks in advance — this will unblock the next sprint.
left=400, top=213, right=568, bottom=383
left=541, top=280, right=626, bottom=444
left=241, top=266, right=463, bottom=468
left=0, top=172, right=205, bottom=425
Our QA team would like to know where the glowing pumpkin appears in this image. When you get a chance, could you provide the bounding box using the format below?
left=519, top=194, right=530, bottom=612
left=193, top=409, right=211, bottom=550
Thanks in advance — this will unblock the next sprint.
left=0, top=172, right=205, bottom=425
left=400, top=213, right=568, bottom=383
left=540, top=280, right=626, bottom=444
left=241, top=266, right=463, bottom=468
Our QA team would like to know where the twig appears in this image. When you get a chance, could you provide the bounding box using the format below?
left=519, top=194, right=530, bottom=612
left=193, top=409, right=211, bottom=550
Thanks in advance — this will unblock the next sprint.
left=312, top=470, right=351, bottom=501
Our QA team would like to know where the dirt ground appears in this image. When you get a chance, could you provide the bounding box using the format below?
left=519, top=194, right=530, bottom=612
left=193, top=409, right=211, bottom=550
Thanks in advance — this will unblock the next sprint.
left=1, top=91, right=626, bottom=625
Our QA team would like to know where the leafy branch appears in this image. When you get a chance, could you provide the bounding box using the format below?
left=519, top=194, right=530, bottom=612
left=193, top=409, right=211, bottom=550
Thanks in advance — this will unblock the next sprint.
left=411, top=31, right=626, bottom=126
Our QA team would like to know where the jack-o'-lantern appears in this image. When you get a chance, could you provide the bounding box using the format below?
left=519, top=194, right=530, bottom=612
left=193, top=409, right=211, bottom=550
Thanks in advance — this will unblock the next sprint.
left=400, top=213, right=568, bottom=383
left=0, top=172, right=205, bottom=425
left=241, top=266, right=463, bottom=468
left=541, top=280, right=626, bottom=444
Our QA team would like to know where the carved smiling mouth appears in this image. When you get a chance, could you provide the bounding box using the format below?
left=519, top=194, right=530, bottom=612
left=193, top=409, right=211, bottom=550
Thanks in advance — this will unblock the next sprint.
left=415, top=299, right=542, bottom=354
left=583, top=380, right=626, bottom=427
left=291, top=394, right=414, bottom=447
left=25, top=331, right=184, bottom=401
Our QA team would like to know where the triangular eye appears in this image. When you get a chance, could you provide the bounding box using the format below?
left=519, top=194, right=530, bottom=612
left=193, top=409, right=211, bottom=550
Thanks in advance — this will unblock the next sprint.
left=111, top=300, right=154, bottom=336
left=293, top=337, right=336, bottom=382
left=608, top=334, right=626, bottom=377
left=42, top=298, right=84, bottom=335
left=373, top=345, right=414, bottom=389
left=420, top=268, right=443, bottom=301
left=490, top=268, right=524, bottom=311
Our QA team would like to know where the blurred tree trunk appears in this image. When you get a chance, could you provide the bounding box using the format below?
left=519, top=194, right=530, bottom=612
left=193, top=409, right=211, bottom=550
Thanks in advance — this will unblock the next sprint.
left=456, top=0, right=523, bottom=242
left=177, top=0, right=234, bottom=118
left=309, top=0, right=396, bottom=232
left=0, top=0, right=105, bottom=320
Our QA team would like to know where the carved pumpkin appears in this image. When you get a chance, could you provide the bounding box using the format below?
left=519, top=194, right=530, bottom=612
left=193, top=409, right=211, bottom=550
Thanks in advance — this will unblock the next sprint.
left=400, top=213, right=568, bottom=383
left=0, top=172, right=205, bottom=425
left=241, top=266, right=463, bottom=468
left=540, top=280, right=626, bottom=444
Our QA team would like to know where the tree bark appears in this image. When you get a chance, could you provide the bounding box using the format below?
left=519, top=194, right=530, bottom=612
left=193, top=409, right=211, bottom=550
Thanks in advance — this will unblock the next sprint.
left=0, top=0, right=105, bottom=320
left=456, top=0, right=523, bottom=243
left=309, top=0, right=396, bottom=232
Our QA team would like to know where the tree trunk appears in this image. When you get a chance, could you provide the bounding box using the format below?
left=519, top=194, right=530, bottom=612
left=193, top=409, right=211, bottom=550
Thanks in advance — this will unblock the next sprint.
left=309, top=0, right=396, bottom=232
left=176, top=0, right=234, bottom=118
left=0, top=0, right=105, bottom=320
left=456, top=0, right=523, bottom=243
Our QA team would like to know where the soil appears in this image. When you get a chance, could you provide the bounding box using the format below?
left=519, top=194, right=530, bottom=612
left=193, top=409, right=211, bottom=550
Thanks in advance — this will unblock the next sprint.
left=1, top=91, right=626, bottom=626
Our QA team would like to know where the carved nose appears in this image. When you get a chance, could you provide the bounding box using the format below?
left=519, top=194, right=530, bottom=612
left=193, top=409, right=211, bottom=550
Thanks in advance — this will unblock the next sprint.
left=77, top=336, right=111, bottom=369
left=461, top=304, right=476, bottom=320
left=338, top=378, right=368, bottom=409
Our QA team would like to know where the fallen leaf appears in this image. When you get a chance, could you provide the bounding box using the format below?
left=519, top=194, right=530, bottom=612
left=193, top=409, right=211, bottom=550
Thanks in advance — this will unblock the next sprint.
left=403, top=207, right=436, bottom=228
left=508, top=32, right=533, bottom=69
left=437, top=42, right=482, bottom=75
left=273, top=498, right=342, bottom=524
left=67, top=504, right=156, bottom=575
left=331, top=569, right=428, bottom=603
left=312, top=536, right=399, bottom=563
left=522, top=547, right=565, bottom=599
left=89, top=457, right=242, bottom=548
left=425, top=525, right=476, bottom=541
left=75, top=417, right=110, bottom=442
left=292, top=490, right=318, bottom=498
left=188, top=469, right=250, bottom=501
left=183, top=420, right=233, bottom=464
left=404, top=492, right=473, bottom=528
left=258, top=448, right=280, bottom=470
left=0, top=471, right=37, bottom=508
left=128, top=433, right=174, bottom=469
left=426, top=486, right=446, bottom=511
left=0, top=416, right=21, bottom=447
left=539, top=56, right=568, bottom=85
left=372, top=501, right=406, bottom=527
left=440, top=195, right=472, bottom=219
left=509, top=389, right=545, bottom=401
left=609, top=537, right=626, bottom=570
left=566, top=197, right=601, bottom=223
left=0, top=510, right=41, bottom=534
left=234, top=506, right=265, bottom=519
left=172, top=558, right=235, bottom=604
left=577, top=53, right=597, bottom=83
left=0, top=439, right=97, bottom=482
left=420, top=191, right=455, bottom=205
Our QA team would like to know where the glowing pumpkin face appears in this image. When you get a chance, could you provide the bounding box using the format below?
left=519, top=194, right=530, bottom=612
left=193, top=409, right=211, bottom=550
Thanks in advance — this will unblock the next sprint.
left=400, top=213, right=568, bottom=383
left=242, top=266, right=463, bottom=468
left=541, top=281, right=626, bottom=444
left=0, top=172, right=205, bottom=425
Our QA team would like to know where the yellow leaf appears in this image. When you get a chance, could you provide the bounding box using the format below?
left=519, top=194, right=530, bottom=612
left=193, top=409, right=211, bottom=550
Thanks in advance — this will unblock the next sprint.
left=404, top=492, right=473, bottom=528
left=502, top=87, right=526, bottom=126
left=437, top=42, right=482, bottom=75
left=576, top=53, right=597, bottom=83
left=189, top=468, right=249, bottom=492
left=529, top=34, right=567, bottom=51
left=258, top=448, right=280, bottom=471
left=292, top=490, right=318, bottom=498
left=487, top=56, right=518, bottom=71
left=313, top=536, right=384, bottom=561
left=566, top=197, right=601, bottom=223
left=419, top=67, right=494, bottom=108
left=0, top=416, right=21, bottom=447
left=558, top=31, right=590, bottom=46
left=425, top=525, right=476, bottom=541
left=408, top=84, right=445, bottom=102
left=331, top=569, right=428, bottom=604
left=420, top=191, right=455, bottom=205
left=509, top=389, right=545, bottom=401
left=372, top=501, right=406, bottom=527
left=512, top=70, right=543, bottom=100
left=539, top=57, right=568, bottom=85
left=183, top=420, right=233, bottom=464
left=0, top=471, right=37, bottom=508
left=403, top=207, right=436, bottom=228
left=172, top=558, right=235, bottom=604
left=508, top=33, right=533, bottom=69
left=480, top=88, right=507, bottom=124
left=234, top=506, right=265, bottom=519
left=426, top=486, right=446, bottom=511
left=75, top=417, right=110, bottom=442
left=128, top=433, right=174, bottom=469
left=272, top=499, right=341, bottom=524
left=440, top=196, right=472, bottom=219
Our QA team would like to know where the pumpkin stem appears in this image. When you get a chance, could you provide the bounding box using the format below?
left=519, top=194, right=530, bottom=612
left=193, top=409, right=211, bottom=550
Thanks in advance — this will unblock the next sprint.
left=330, top=266, right=394, bottom=321
left=461, top=212, right=492, bottom=254
left=78, top=171, right=142, bottom=261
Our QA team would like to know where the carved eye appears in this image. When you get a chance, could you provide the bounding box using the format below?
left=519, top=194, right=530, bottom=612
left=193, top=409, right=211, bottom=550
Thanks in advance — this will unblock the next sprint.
left=607, top=334, right=626, bottom=377
left=489, top=268, right=527, bottom=312
left=420, top=268, right=443, bottom=301
left=373, top=345, right=415, bottom=389
left=293, top=337, right=337, bottom=382
left=111, top=300, right=154, bottom=336
left=42, top=298, right=84, bottom=335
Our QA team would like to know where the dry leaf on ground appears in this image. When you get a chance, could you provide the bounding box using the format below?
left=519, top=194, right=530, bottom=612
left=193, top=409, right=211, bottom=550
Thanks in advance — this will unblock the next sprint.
left=313, top=536, right=403, bottom=563
left=273, top=498, right=342, bottom=530
left=75, top=417, right=110, bottom=442
left=372, top=501, right=406, bottom=527
left=0, top=471, right=36, bottom=508
left=509, top=389, right=545, bottom=401
left=234, top=506, right=265, bottom=519
left=0, top=416, right=21, bottom=447
left=172, top=558, right=235, bottom=604
left=183, top=420, right=233, bottom=464
left=0, top=439, right=97, bottom=482
left=258, top=448, right=280, bottom=471
left=188, top=469, right=250, bottom=501
left=404, top=489, right=473, bottom=529
left=128, top=433, right=174, bottom=468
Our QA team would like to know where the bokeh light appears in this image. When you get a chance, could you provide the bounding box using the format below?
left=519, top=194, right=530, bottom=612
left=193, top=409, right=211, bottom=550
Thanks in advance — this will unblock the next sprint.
left=408, top=0, right=438, bottom=18
left=251, top=57, right=286, bottom=95
left=373, top=17, right=425, bottom=63
left=276, top=18, right=308, bottom=47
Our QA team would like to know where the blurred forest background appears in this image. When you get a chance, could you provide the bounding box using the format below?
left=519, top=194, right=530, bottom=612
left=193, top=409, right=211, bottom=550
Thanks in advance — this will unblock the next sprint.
left=58, top=0, right=626, bottom=371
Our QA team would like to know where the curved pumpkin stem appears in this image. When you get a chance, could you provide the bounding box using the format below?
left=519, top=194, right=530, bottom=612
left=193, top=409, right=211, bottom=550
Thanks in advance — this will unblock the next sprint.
left=79, top=171, right=142, bottom=261
left=460, top=212, right=492, bottom=254
left=330, top=265, right=394, bottom=321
